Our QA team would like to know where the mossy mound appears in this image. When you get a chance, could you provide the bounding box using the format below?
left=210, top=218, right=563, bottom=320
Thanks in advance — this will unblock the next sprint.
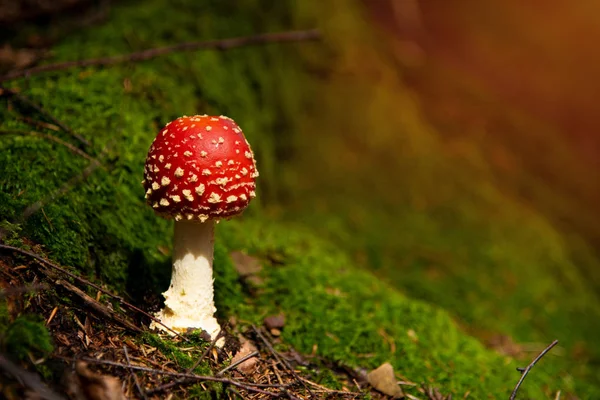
left=217, top=218, right=557, bottom=398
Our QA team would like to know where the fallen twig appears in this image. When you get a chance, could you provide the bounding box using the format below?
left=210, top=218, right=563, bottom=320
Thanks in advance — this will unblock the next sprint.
left=146, top=329, right=226, bottom=395
left=296, top=375, right=358, bottom=396
left=0, top=129, right=98, bottom=163
left=123, top=346, right=148, bottom=400
left=73, top=356, right=287, bottom=397
left=0, top=87, right=90, bottom=146
left=216, top=351, right=259, bottom=376
left=0, top=244, right=189, bottom=341
left=21, top=157, right=103, bottom=220
left=15, top=115, right=61, bottom=131
left=510, top=339, right=559, bottom=400
left=0, top=29, right=320, bottom=83
left=19, top=137, right=115, bottom=222
left=421, top=384, right=452, bottom=400
left=53, top=277, right=141, bottom=333
left=252, top=325, right=315, bottom=397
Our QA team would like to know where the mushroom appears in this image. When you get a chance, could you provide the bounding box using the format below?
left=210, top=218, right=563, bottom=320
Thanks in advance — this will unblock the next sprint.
left=142, top=115, right=258, bottom=343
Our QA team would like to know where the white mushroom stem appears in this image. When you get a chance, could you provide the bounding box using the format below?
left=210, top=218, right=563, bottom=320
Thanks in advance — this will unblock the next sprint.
left=151, top=219, right=222, bottom=345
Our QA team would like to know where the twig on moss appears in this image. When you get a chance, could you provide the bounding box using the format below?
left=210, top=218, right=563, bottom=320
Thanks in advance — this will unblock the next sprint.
left=216, top=351, right=259, bottom=376
left=510, top=339, right=559, bottom=400
left=20, top=157, right=103, bottom=220
left=71, top=356, right=287, bottom=397
left=1, top=127, right=104, bottom=222
left=19, top=137, right=116, bottom=222
left=251, top=325, right=315, bottom=398
left=0, top=129, right=98, bottom=163
left=0, top=87, right=90, bottom=147
left=189, top=328, right=225, bottom=371
left=296, top=375, right=359, bottom=397
left=146, top=329, right=226, bottom=395
left=0, top=244, right=190, bottom=342
left=421, top=384, right=451, bottom=400
left=0, top=29, right=320, bottom=83
left=15, top=115, right=61, bottom=131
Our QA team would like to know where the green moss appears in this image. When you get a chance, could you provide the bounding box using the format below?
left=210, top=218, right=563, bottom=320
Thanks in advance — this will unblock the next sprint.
left=213, top=240, right=245, bottom=318
left=0, top=301, right=8, bottom=331
left=217, top=218, right=587, bottom=398
left=1, top=314, right=53, bottom=361
left=187, top=383, right=225, bottom=399
left=138, top=332, right=227, bottom=396
left=282, top=1, right=600, bottom=395
left=141, top=332, right=208, bottom=371
left=0, top=220, right=24, bottom=247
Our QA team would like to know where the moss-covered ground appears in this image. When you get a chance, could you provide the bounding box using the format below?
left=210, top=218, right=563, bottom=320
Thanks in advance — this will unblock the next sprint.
left=1, top=0, right=599, bottom=398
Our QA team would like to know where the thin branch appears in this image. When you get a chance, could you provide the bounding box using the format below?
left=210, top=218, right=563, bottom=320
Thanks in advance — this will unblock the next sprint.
left=189, top=328, right=225, bottom=372
left=1, top=127, right=105, bottom=222
left=146, top=328, right=226, bottom=395
left=216, top=351, right=259, bottom=376
left=510, top=340, right=559, bottom=400
left=270, top=359, right=299, bottom=400
left=21, top=157, right=102, bottom=219
left=0, top=87, right=90, bottom=146
left=0, top=244, right=190, bottom=342
left=252, top=325, right=315, bottom=397
left=0, top=129, right=98, bottom=163
left=297, top=376, right=358, bottom=396
left=123, top=346, right=148, bottom=400
left=0, top=29, right=321, bottom=83
left=73, top=356, right=286, bottom=397
left=15, top=115, right=61, bottom=131
left=54, top=277, right=141, bottom=332
left=20, top=138, right=115, bottom=221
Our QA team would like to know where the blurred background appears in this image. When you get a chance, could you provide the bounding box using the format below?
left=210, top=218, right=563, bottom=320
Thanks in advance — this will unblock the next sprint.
left=1, top=0, right=599, bottom=393
left=277, top=0, right=600, bottom=388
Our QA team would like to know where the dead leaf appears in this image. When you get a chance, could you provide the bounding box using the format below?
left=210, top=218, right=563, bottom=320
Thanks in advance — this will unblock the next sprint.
left=367, top=362, right=404, bottom=398
left=231, top=338, right=259, bottom=373
left=65, top=362, right=126, bottom=400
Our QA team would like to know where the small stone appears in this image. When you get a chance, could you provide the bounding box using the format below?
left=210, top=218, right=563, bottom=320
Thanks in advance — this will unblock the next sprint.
left=270, top=328, right=281, bottom=337
left=264, top=314, right=285, bottom=330
left=231, top=251, right=262, bottom=276
left=367, top=362, right=403, bottom=398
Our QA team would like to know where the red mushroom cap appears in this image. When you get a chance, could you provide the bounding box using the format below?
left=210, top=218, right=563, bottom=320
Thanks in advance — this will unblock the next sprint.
left=142, top=115, right=258, bottom=222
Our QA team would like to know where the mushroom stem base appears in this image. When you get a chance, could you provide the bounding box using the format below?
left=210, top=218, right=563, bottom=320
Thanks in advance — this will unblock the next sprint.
left=150, top=219, right=222, bottom=345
